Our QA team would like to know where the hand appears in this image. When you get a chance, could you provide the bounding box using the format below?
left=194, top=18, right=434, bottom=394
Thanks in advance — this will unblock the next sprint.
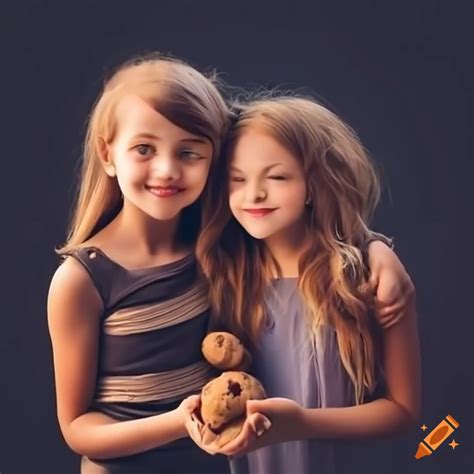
left=181, top=395, right=220, bottom=455
left=183, top=398, right=272, bottom=456
left=178, top=394, right=201, bottom=418
left=367, top=240, right=415, bottom=328
left=218, top=397, right=303, bottom=457
left=177, top=394, right=201, bottom=436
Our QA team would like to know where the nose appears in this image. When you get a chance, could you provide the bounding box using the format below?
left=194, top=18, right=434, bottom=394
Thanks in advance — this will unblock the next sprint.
left=245, top=180, right=267, bottom=202
left=151, top=154, right=181, bottom=181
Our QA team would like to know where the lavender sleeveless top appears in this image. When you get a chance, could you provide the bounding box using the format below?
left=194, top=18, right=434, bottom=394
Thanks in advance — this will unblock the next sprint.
left=230, top=278, right=386, bottom=474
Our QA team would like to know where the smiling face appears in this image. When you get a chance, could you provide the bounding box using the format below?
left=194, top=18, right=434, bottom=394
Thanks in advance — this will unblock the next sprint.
left=228, top=128, right=308, bottom=242
left=102, top=94, right=213, bottom=222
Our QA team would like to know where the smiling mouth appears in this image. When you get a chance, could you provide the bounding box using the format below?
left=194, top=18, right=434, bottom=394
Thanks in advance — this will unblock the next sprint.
left=145, top=186, right=184, bottom=197
left=243, top=208, right=277, bottom=217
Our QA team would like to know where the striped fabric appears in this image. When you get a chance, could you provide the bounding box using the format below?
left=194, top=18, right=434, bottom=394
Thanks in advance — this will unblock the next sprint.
left=95, top=360, right=214, bottom=403
left=104, top=280, right=210, bottom=336
left=68, top=247, right=216, bottom=413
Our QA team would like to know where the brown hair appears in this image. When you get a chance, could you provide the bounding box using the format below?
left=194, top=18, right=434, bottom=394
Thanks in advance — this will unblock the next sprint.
left=58, top=53, right=230, bottom=255
left=197, top=96, right=390, bottom=403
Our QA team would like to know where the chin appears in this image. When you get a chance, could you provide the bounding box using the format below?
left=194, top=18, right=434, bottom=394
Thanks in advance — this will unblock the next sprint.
left=240, top=226, right=274, bottom=240
left=146, top=207, right=184, bottom=222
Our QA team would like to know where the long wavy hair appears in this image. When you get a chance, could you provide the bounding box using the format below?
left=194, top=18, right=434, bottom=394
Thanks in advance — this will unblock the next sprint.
left=197, top=96, right=391, bottom=403
left=58, top=53, right=230, bottom=255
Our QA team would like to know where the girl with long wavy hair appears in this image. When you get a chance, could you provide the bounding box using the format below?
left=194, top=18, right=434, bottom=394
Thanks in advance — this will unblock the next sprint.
left=193, top=96, right=420, bottom=474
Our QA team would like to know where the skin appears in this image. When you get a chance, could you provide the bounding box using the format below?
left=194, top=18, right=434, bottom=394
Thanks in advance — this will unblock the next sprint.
left=48, top=94, right=213, bottom=459
left=187, top=129, right=420, bottom=457
left=229, top=130, right=309, bottom=277
left=97, top=94, right=213, bottom=265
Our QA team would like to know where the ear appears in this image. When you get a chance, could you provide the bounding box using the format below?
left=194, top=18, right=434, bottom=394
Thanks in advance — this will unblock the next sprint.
left=97, top=136, right=116, bottom=177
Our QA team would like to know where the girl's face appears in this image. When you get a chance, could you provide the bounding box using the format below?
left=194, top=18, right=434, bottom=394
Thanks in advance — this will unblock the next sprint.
left=228, top=129, right=308, bottom=242
left=103, top=94, right=213, bottom=221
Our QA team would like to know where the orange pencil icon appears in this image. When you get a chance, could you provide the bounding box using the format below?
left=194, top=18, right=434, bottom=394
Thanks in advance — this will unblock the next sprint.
left=415, top=414, right=459, bottom=459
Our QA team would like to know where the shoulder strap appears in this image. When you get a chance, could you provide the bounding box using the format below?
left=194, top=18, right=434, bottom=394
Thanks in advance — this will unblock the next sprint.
left=65, top=247, right=116, bottom=308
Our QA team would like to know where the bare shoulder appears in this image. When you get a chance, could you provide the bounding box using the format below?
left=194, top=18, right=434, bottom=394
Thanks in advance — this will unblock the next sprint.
left=48, top=256, right=103, bottom=325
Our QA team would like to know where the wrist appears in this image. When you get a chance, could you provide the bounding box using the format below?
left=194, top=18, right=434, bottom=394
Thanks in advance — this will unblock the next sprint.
left=171, top=407, right=188, bottom=439
left=278, top=403, right=309, bottom=443
left=298, top=407, right=319, bottom=439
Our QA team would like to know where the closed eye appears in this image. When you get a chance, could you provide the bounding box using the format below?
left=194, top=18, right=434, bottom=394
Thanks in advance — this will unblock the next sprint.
left=268, top=175, right=286, bottom=180
left=179, top=149, right=204, bottom=160
left=230, top=177, right=245, bottom=182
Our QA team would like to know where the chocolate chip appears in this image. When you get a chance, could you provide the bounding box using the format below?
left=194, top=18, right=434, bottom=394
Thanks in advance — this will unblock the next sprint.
left=227, top=380, right=242, bottom=397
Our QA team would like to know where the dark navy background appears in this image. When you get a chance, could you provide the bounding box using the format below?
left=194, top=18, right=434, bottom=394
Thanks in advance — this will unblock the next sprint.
left=1, top=1, right=471, bottom=472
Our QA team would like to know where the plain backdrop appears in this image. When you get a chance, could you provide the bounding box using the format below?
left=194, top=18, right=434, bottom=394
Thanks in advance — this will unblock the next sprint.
left=0, top=1, right=471, bottom=473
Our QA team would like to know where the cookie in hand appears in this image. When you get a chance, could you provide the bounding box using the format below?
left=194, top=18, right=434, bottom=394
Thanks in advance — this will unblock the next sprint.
left=198, top=371, right=266, bottom=447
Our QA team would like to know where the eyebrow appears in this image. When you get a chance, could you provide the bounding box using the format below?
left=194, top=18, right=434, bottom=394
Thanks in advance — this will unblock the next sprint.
left=131, top=133, right=209, bottom=144
left=230, top=163, right=282, bottom=172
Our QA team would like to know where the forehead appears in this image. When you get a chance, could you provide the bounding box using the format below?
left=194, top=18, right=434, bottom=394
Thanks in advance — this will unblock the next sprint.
left=231, top=129, right=300, bottom=169
left=114, top=94, right=163, bottom=131
left=113, top=94, right=207, bottom=142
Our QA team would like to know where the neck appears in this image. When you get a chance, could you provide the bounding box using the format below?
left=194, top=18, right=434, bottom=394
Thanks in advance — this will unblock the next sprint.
left=113, top=202, right=184, bottom=257
left=264, top=226, right=309, bottom=278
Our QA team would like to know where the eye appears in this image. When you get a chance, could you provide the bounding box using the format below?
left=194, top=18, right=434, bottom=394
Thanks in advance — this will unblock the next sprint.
left=134, top=144, right=154, bottom=156
left=230, top=176, right=245, bottom=182
left=179, top=149, right=202, bottom=160
left=268, top=175, right=287, bottom=180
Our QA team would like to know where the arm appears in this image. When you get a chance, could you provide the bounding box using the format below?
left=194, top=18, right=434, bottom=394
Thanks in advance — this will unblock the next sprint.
left=300, top=290, right=420, bottom=438
left=48, top=257, right=194, bottom=460
left=298, top=244, right=421, bottom=438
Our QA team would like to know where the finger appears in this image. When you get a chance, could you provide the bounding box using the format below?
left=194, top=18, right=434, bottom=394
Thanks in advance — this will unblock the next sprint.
left=222, top=437, right=251, bottom=457
left=247, top=413, right=261, bottom=434
left=187, top=422, right=202, bottom=445
left=185, top=394, right=201, bottom=411
left=220, top=441, right=246, bottom=457
left=190, top=413, right=204, bottom=430
left=220, top=423, right=256, bottom=455
left=220, top=433, right=247, bottom=454
left=246, top=398, right=270, bottom=416
left=186, top=414, right=207, bottom=443
left=187, top=422, right=219, bottom=456
left=249, top=413, right=272, bottom=437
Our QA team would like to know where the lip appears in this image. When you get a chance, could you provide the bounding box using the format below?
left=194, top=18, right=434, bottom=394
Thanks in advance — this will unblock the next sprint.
left=243, top=208, right=277, bottom=217
left=145, top=185, right=184, bottom=197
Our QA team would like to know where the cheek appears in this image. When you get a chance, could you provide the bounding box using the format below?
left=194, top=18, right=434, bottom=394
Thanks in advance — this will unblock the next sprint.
left=112, top=149, right=145, bottom=180
left=276, top=188, right=307, bottom=223
left=277, top=182, right=306, bottom=206
left=116, top=162, right=147, bottom=185
left=227, top=183, right=245, bottom=216
left=228, top=188, right=241, bottom=215
left=188, top=163, right=211, bottom=192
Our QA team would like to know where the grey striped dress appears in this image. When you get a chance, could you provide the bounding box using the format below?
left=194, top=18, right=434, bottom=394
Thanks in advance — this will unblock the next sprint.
left=67, top=247, right=229, bottom=474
